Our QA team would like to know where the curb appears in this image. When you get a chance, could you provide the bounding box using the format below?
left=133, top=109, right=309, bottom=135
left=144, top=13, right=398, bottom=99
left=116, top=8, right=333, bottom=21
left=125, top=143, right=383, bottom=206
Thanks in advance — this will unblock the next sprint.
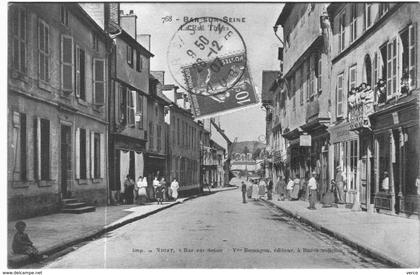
left=8, top=189, right=228, bottom=268
left=260, top=198, right=406, bottom=268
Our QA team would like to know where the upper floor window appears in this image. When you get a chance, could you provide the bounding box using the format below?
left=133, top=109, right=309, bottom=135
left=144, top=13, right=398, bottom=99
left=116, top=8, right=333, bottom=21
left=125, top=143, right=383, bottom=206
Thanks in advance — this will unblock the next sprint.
left=92, top=33, right=99, bottom=51
left=149, top=121, right=154, bottom=150
left=136, top=93, right=144, bottom=129
left=379, top=3, right=390, bottom=17
left=127, top=45, right=133, bottom=67
left=386, top=38, right=397, bottom=97
left=38, top=19, right=49, bottom=82
left=338, top=11, right=346, bottom=52
left=350, top=4, right=357, bottom=43
left=316, top=53, right=322, bottom=93
left=364, top=3, right=372, bottom=30
left=127, top=90, right=136, bottom=126
left=157, top=125, right=162, bottom=152
left=60, top=5, right=69, bottom=26
left=299, top=65, right=304, bottom=105
left=11, top=7, right=27, bottom=73
left=61, top=35, right=74, bottom=93
left=136, top=51, right=142, bottom=72
left=336, top=73, right=344, bottom=118
left=349, top=65, right=357, bottom=90
left=33, top=117, right=50, bottom=180
left=93, top=59, right=105, bottom=105
left=400, top=24, right=417, bottom=90
left=75, top=47, right=86, bottom=100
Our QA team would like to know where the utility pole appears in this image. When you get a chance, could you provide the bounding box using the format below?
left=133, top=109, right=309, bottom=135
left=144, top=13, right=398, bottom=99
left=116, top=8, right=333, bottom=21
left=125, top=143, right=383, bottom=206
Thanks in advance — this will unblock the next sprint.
left=210, top=118, right=235, bottom=186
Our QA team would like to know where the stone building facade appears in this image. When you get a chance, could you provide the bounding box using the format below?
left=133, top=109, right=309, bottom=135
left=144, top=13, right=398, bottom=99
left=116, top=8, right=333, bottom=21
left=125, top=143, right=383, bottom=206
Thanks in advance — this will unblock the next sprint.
left=8, top=3, right=109, bottom=219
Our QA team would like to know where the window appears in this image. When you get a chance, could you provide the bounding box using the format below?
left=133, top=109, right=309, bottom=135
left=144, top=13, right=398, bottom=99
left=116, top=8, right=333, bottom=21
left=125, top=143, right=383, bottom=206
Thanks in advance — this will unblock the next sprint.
left=11, top=7, right=27, bottom=72
left=364, top=3, right=372, bottom=30
left=350, top=4, right=357, bottom=43
left=337, top=73, right=344, bottom=118
left=127, top=90, right=135, bottom=126
left=38, top=19, right=49, bottom=82
left=349, top=65, right=357, bottom=90
left=380, top=43, right=387, bottom=81
left=386, top=38, right=397, bottom=96
left=127, top=45, right=133, bottom=67
left=136, top=51, right=142, bottom=72
left=316, top=53, right=322, bottom=92
left=61, top=35, right=74, bottom=93
left=75, top=47, right=86, bottom=100
left=301, top=63, right=306, bottom=104
left=379, top=3, right=390, bottom=17
left=400, top=24, right=417, bottom=89
left=19, top=113, right=27, bottom=180
left=93, top=133, right=101, bottom=179
left=307, top=57, right=313, bottom=99
left=34, top=118, right=50, bottom=180
left=157, top=125, right=162, bottom=152
left=149, top=121, right=154, bottom=150
left=76, top=128, right=87, bottom=179
left=177, top=118, right=180, bottom=146
left=347, top=139, right=358, bottom=190
left=93, top=59, right=105, bottom=105
left=92, top=33, right=99, bottom=51
left=377, top=133, right=390, bottom=191
left=373, top=52, right=379, bottom=86
left=60, top=5, right=69, bottom=26
left=136, top=93, right=144, bottom=129
left=338, top=11, right=346, bottom=52
left=119, top=85, right=127, bottom=124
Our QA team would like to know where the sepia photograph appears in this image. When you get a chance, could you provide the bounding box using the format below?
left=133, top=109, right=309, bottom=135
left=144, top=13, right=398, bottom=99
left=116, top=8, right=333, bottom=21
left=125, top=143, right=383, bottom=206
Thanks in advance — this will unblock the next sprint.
left=3, top=0, right=420, bottom=271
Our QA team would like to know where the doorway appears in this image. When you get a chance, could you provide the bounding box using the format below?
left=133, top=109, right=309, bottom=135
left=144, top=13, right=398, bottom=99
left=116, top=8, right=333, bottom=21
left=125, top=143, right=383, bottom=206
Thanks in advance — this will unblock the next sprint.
left=61, top=125, right=72, bottom=198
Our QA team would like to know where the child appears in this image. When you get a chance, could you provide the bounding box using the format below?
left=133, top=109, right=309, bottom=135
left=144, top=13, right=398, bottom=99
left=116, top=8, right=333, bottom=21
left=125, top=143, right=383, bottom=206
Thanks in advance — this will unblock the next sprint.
left=12, top=221, right=46, bottom=261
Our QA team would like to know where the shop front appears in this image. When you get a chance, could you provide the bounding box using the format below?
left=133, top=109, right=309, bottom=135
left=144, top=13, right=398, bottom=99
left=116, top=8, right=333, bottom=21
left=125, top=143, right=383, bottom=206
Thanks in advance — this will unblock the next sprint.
left=370, top=94, right=420, bottom=217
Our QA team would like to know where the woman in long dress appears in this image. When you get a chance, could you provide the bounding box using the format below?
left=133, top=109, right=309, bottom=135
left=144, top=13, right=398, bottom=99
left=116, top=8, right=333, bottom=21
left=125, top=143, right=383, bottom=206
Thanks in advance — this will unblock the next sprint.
left=291, top=176, right=300, bottom=200
left=251, top=181, right=259, bottom=200
left=246, top=180, right=253, bottom=198
left=322, top=179, right=335, bottom=207
left=171, top=178, right=179, bottom=200
left=286, top=178, right=294, bottom=200
left=258, top=179, right=266, bottom=198
left=137, top=176, right=148, bottom=205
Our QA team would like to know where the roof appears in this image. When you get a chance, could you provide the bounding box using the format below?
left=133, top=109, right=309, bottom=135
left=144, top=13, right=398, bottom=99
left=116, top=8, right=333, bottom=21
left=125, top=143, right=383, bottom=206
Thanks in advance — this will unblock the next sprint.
left=210, top=139, right=226, bottom=152
left=275, top=3, right=293, bottom=26
left=119, top=30, right=154, bottom=58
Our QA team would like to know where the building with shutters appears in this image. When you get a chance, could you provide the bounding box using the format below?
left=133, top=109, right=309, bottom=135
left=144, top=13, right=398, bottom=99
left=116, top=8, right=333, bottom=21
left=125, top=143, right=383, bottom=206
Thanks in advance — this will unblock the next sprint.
left=7, top=3, right=110, bottom=219
left=327, top=3, right=420, bottom=215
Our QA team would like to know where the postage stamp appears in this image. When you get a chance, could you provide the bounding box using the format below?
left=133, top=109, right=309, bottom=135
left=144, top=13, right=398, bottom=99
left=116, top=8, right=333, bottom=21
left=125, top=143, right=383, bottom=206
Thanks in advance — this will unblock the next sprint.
left=167, top=16, right=247, bottom=96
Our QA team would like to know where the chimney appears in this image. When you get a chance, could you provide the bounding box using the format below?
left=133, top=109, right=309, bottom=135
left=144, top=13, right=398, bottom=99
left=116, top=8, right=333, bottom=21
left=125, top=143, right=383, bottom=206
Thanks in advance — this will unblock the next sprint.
left=120, top=10, right=138, bottom=40
left=104, top=2, right=120, bottom=30
left=137, top=34, right=151, bottom=51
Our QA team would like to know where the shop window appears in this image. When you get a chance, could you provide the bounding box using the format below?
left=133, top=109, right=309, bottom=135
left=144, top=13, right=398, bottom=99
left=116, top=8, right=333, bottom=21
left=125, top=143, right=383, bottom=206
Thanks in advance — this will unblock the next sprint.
left=364, top=3, right=372, bottom=30
left=350, top=3, right=357, bottom=43
left=400, top=24, right=417, bottom=90
left=377, top=133, right=390, bottom=191
left=75, top=47, right=86, bottom=100
left=38, top=19, right=49, bottom=82
left=61, top=35, right=74, bottom=93
left=338, top=11, right=346, bottom=53
left=336, top=73, right=344, bottom=118
left=405, top=127, right=419, bottom=195
left=93, top=59, right=105, bottom=105
left=12, top=7, right=27, bottom=73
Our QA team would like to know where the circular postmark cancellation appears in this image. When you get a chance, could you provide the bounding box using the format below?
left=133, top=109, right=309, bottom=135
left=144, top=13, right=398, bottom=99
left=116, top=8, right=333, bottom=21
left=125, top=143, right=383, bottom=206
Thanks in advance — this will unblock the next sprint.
left=167, top=17, right=247, bottom=97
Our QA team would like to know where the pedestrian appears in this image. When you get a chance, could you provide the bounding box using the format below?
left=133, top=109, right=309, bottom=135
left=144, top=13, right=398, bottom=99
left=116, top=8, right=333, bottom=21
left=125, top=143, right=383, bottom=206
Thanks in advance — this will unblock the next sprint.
left=155, top=182, right=163, bottom=205
left=322, top=179, right=335, bottom=207
left=335, top=166, right=346, bottom=204
left=267, top=178, right=273, bottom=200
left=277, top=177, right=286, bottom=201
left=246, top=180, right=253, bottom=198
left=258, top=178, right=266, bottom=198
left=300, top=173, right=308, bottom=201
left=125, top=176, right=135, bottom=204
left=381, top=171, right=389, bottom=193
left=251, top=180, right=259, bottom=201
left=12, top=221, right=47, bottom=261
left=307, top=171, right=318, bottom=210
left=291, top=175, right=300, bottom=200
left=160, top=177, right=167, bottom=202
left=122, top=175, right=132, bottom=204
left=171, top=178, right=179, bottom=200
left=286, top=178, right=294, bottom=200
left=153, top=176, right=160, bottom=200
left=241, top=181, right=247, bottom=203
left=136, top=176, right=148, bottom=205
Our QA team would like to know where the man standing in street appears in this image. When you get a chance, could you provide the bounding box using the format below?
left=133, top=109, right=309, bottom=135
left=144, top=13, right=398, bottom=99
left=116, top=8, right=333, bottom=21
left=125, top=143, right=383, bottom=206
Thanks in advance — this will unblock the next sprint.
left=307, top=171, right=318, bottom=210
left=241, top=181, right=247, bottom=203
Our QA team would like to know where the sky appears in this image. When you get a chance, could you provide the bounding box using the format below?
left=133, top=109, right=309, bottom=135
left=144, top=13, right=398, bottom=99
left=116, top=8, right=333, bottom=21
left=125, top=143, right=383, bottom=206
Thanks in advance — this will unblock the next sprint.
left=121, top=3, right=284, bottom=147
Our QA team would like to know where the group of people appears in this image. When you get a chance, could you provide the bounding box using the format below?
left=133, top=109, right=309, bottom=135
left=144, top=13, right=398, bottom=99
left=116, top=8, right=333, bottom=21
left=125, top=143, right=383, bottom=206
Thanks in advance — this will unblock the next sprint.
left=119, top=175, right=180, bottom=205
left=241, top=178, right=274, bottom=203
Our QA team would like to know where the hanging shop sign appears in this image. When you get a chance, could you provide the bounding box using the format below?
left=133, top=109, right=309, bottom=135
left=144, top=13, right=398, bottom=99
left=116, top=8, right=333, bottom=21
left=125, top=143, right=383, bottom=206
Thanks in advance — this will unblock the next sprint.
left=348, top=85, right=374, bottom=130
left=299, top=134, right=312, bottom=147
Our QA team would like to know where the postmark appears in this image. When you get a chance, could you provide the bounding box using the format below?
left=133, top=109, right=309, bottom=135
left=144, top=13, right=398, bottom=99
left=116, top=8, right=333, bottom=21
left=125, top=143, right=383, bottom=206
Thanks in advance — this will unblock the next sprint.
left=167, top=16, right=247, bottom=96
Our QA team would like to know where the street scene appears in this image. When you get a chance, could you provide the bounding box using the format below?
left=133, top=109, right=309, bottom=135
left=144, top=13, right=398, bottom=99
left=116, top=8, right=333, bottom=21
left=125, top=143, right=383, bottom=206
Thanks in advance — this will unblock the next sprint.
left=5, top=1, right=420, bottom=270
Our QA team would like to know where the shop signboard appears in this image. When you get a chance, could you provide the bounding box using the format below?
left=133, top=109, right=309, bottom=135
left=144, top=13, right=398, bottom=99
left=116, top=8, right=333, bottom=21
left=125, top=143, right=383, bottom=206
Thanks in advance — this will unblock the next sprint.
left=300, top=134, right=311, bottom=146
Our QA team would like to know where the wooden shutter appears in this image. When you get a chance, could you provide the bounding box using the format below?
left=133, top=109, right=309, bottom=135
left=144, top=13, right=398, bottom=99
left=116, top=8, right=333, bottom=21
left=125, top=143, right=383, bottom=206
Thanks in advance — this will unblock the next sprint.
left=75, top=47, right=80, bottom=97
left=61, top=35, right=73, bottom=92
left=86, top=129, right=90, bottom=178
left=93, top=59, right=105, bottom=105
left=90, top=131, right=95, bottom=178
left=409, top=23, right=417, bottom=88
left=36, top=117, right=41, bottom=180
left=75, top=128, right=80, bottom=179
left=100, top=133, right=105, bottom=178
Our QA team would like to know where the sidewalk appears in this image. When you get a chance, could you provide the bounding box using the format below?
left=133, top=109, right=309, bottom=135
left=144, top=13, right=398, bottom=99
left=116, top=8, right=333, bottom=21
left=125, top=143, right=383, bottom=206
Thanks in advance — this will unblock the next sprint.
left=7, top=187, right=237, bottom=268
left=261, top=195, right=420, bottom=268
